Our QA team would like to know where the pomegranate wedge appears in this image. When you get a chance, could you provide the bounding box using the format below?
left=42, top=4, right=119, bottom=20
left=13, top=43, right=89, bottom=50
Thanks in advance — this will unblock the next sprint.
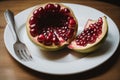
left=68, top=16, right=108, bottom=53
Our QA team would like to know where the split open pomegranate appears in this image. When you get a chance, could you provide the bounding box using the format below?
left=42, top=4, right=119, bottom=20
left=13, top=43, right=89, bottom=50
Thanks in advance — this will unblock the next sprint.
left=26, top=3, right=78, bottom=51
left=68, top=16, right=108, bottom=53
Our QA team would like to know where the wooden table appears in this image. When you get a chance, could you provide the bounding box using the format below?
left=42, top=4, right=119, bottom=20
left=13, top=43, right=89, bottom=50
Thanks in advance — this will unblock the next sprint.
left=0, top=0, right=120, bottom=80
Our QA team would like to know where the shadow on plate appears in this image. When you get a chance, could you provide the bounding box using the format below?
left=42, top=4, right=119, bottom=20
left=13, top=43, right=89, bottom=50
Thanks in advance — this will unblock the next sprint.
left=38, top=39, right=112, bottom=61
left=86, top=39, right=112, bottom=58
left=11, top=42, right=120, bottom=80
left=39, top=47, right=70, bottom=60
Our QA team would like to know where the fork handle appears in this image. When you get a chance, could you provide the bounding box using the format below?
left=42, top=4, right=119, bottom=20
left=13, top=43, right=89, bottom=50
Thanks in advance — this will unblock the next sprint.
left=4, top=9, right=20, bottom=42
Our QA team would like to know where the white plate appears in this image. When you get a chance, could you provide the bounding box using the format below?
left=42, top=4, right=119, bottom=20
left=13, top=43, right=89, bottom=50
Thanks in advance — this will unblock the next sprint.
left=4, top=3, right=120, bottom=75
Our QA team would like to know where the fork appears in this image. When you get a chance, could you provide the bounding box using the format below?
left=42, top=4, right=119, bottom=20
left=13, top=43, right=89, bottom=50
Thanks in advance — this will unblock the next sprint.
left=4, top=9, right=32, bottom=61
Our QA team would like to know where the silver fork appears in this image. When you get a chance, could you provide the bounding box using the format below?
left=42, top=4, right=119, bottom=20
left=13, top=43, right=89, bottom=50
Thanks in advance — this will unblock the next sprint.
left=4, top=9, right=32, bottom=61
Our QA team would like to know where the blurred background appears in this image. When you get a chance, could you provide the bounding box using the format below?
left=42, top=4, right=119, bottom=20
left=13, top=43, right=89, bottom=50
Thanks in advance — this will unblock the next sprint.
left=99, top=0, right=120, bottom=6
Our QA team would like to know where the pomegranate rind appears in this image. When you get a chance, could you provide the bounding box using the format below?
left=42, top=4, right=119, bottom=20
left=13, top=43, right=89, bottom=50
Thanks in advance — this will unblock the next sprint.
left=26, top=3, right=78, bottom=51
left=68, top=16, right=108, bottom=53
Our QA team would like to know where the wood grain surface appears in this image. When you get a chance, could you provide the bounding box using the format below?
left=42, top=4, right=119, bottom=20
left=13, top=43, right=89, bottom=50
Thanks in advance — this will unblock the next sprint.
left=0, top=0, right=120, bottom=80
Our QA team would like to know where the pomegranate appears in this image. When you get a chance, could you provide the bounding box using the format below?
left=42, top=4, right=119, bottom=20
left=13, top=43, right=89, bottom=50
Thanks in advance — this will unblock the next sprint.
left=26, top=3, right=78, bottom=51
left=68, top=16, right=108, bottom=53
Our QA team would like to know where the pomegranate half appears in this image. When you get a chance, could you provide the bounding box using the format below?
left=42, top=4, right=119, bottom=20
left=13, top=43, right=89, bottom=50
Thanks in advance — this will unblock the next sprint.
left=26, top=3, right=78, bottom=51
left=68, top=16, right=108, bottom=53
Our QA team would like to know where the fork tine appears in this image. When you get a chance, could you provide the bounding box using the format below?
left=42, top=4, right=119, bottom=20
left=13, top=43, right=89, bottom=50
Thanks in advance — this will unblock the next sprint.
left=14, top=46, right=27, bottom=61
left=14, top=44, right=32, bottom=61
left=15, top=50, right=24, bottom=60
left=20, top=50, right=29, bottom=61
left=20, top=50, right=32, bottom=61
left=23, top=49, right=32, bottom=59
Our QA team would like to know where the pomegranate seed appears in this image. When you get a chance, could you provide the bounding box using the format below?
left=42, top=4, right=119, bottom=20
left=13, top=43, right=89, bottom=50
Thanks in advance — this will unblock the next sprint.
left=93, top=28, right=97, bottom=32
left=66, top=29, right=74, bottom=38
left=44, top=36, right=52, bottom=46
left=60, top=34, right=66, bottom=37
left=46, top=30, right=50, bottom=34
left=54, top=4, right=60, bottom=12
left=58, top=29, right=62, bottom=32
left=67, top=16, right=73, bottom=20
left=77, top=39, right=87, bottom=46
left=83, top=28, right=88, bottom=33
left=29, top=24, right=37, bottom=29
left=81, top=32, right=86, bottom=36
left=62, top=29, right=66, bottom=33
left=76, top=41, right=80, bottom=45
left=79, top=35, right=84, bottom=39
left=98, top=26, right=102, bottom=29
left=37, top=34, right=45, bottom=43
left=83, top=41, right=87, bottom=46
left=86, top=35, right=91, bottom=41
left=33, top=9, right=42, bottom=17
left=37, top=7, right=44, bottom=17
left=93, top=33, right=98, bottom=38
left=89, top=37, right=96, bottom=43
left=93, top=23, right=97, bottom=27
left=64, top=8, right=70, bottom=13
left=29, top=16, right=38, bottom=25
left=69, top=18, right=76, bottom=27
left=48, top=32, right=53, bottom=39
left=61, top=26, right=68, bottom=30
left=82, top=37, right=86, bottom=41
left=87, top=27, right=91, bottom=31
left=38, top=7, right=44, bottom=12
left=89, top=24, right=94, bottom=28
left=45, top=4, right=55, bottom=12
left=76, top=39, right=79, bottom=42
left=96, top=22, right=101, bottom=26
left=79, top=41, right=84, bottom=46
left=52, top=34, right=59, bottom=45
left=61, top=8, right=70, bottom=13
left=64, top=22, right=69, bottom=26
left=87, top=32, right=90, bottom=35
left=98, top=17, right=103, bottom=24
left=90, top=30, right=94, bottom=34
left=97, top=30, right=102, bottom=35
left=30, top=28, right=37, bottom=37
left=65, top=26, right=68, bottom=29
